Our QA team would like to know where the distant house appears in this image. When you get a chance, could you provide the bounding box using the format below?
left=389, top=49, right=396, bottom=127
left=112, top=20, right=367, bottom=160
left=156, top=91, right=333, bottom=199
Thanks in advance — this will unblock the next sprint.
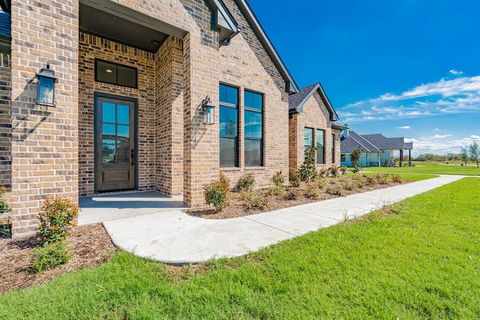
left=340, top=129, right=413, bottom=167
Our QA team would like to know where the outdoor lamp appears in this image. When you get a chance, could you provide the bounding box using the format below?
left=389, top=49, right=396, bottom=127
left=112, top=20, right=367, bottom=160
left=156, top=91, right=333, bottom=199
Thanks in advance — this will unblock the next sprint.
left=36, top=63, right=57, bottom=106
left=201, top=96, right=216, bottom=125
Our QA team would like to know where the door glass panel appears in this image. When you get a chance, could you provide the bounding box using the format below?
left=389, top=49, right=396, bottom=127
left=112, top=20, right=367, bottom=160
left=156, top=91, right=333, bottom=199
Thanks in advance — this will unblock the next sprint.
left=102, top=102, right=116, bottom=123
left=117, top=125, right=129, bottom=138
left=102, top=139, right=116, bottom=163
left=116, top=140, right=130, bottom=164
left=117, top=105, right=130, bottom=125
left=102, top=124, right=116, bottom=137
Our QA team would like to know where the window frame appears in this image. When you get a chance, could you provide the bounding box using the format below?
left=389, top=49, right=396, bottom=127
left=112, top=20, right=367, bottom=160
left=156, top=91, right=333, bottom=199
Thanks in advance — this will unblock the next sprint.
left=304, top=127, right=314, bottom=150
left=95, top=59, right=138, bottom=89
left=332, top=134, right=336, bottom=164
left=219, top=83, right=240, bottom=168
left=316, top=129, right=326, bottom=165
left=244, top=89, right=264, bottom=167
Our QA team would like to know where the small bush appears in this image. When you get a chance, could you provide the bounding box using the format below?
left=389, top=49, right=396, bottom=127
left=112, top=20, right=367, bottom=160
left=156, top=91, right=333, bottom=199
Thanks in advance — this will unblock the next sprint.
left=374, top=173, right=389, bottom=185
left=266, top=184, right=286, bottom=197
left=326, top=185, right=345, bottom=196
left=0, top=187, right=9, bottom=214
left=289, top=168, right=301, bottom=187
left=351, top=174, right=367, bottom=189
left=340, top=167, right=348, bottom=175
left=299, top=146, right=317, bottom=182
left=31, top=241, right=70, bottom=273
left=271, top=172, right=285, bottom=187
left=38, top=197, right=79, bottom=244
left=329, top=166, right=340, bottom=177
left=318, top=168, right=328, bottom=178
left=314, top=176, right=327, bottom=190
left=236, top=173, right=255, bottom=192
left=241, top=191, right=268, bottom=209
left=204, top=176, right=230, bottom=212
left=391, top=174, right=402, bottom=183
left=284, top=190, right=298, bottom=201
left=304, top=183, right=320, bottom=199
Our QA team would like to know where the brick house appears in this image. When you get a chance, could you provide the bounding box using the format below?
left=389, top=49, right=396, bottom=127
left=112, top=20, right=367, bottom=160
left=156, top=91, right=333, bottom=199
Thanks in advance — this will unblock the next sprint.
left=288, top=83, right=344, bottom=170
left=0, top=0, right=341, bottom=237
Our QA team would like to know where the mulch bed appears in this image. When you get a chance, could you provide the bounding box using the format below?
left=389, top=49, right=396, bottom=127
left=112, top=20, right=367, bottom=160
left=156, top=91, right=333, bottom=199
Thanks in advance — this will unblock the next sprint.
left=0, top=224, right=116, bottom=294
left=188, top=177, right=408, bottom=219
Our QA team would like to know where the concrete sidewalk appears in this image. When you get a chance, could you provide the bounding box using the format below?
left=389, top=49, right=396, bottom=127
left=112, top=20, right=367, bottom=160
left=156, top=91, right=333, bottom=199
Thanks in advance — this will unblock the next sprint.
left=103, top=175, right=463, bottom=264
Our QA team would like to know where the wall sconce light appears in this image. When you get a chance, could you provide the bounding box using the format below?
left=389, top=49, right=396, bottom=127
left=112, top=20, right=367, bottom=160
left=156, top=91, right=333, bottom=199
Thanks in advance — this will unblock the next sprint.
left=35, top=63, right=57, bottom=106
left=200, top=96, right=216, bottom=125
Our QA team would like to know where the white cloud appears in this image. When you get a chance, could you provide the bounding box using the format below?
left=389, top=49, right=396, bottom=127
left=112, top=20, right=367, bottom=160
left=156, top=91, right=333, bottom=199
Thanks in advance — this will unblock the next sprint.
left=449, top=69, right=464, bottom=76
left=407, top=134, right=479, bottom=156
left=433, top=128, right=441, bottom=132
left=398, top=126, right=411, bottom=129
left=339, top=75, right=480, bottom=122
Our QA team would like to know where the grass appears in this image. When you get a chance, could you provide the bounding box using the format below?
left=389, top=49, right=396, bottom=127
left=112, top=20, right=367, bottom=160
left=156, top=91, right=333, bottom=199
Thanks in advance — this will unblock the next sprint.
left=357, top=171, right=438, bottom=181
left=364, top=161, right=480, bottom=176
left=1, top=178, right=480, bottom=319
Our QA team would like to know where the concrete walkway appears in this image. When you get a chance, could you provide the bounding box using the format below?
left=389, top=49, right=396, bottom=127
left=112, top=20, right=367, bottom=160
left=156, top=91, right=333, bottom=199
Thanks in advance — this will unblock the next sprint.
left=103, top=175, right=463, bottom=264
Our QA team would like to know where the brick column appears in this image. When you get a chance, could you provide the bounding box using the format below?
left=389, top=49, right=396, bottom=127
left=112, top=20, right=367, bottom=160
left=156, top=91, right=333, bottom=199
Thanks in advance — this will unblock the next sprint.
left=10, top=0, right=79, bottom=237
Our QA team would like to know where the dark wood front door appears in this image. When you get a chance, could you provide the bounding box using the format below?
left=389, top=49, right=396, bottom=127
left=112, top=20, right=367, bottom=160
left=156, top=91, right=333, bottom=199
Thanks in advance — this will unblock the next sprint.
left=95, top=96, right=136, bottom=192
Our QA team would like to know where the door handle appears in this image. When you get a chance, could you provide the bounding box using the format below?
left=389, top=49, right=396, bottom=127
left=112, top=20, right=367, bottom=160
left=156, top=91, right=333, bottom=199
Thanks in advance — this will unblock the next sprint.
left=131, top=149, right=135, bottom=165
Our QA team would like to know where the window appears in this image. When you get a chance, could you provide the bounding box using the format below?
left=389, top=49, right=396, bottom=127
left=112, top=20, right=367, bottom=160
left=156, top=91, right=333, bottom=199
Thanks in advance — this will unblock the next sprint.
left=95, top=59, right=137, bottom=88
left=316, top=129, right=325, bottom=164
left=304, top=128, right=314, bottom=150
left=341, top=154, right=346, bottom=162
left=220, top=84, right=239, bottom=167
left=332, top=134, right=336, bottom=163
left=244, top=90, right=264, bottom=167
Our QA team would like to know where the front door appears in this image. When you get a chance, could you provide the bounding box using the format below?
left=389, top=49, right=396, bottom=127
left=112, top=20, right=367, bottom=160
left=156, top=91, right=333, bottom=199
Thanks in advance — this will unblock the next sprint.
left=95, top=96, right=136, bottom=192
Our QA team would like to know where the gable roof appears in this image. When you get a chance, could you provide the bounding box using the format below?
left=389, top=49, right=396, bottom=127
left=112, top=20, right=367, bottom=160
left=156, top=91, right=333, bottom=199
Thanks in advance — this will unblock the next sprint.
left=341, top=131, right=413, bottom=153
left=288, top=83, right=339, bottom=121
left=205, top=0, right=240, bottom=43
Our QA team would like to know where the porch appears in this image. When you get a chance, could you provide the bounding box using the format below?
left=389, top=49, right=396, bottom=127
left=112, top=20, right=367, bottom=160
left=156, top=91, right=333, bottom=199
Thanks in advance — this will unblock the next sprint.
left=78, top=192, right=186, bottom=226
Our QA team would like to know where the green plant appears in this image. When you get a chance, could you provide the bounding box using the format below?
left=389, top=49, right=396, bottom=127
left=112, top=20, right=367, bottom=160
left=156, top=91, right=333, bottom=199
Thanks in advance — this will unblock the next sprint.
left=304, top=183, right=320, bottom=199
left=31, top=241, right=70, bottom=273
left=374, top=173, right=389, bottom=185
left=299, top=146, right=317, bottom=182
left=241, top=191, right=269, bottom=209
left=329, top=165, right=340, bottom=177
left=314, top=176, right=327, bottom=190
left=289, top=168, right=301, bottom=187
left=271, top=172, right=285, bottom=187
left=284, top=190, right=298, bottom=201
left=266, top=184, right=286, bottom=197
left=318, top=168, right=328, bottom=178
left=235, top=173, right=255, bottom=192
left=0, top=187, right=9, bottom=214
left=38, top=197, right=79, bottom=244
left=326, top=185, right=345, bottom=196
left=350, top=148, right=362, bottom=173
left=340, top=167, right=348, bottom=175
left=391, top=174, right=402, bottom=183
left=204, top=177, right=230, bottom=212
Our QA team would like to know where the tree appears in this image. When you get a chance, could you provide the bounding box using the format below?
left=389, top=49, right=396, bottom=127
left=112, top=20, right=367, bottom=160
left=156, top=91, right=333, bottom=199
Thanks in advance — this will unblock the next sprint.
left=299, top=146, right=317, bottom=182
left=469, top=141, right=480, bottom=168
left=460, top=147, right=469, bottom=166
left=350, top=147, right=362, bottom=173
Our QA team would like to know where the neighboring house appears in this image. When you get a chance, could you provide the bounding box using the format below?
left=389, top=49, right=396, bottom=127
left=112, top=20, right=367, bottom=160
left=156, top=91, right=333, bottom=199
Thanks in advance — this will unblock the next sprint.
left=340, top=130, right=413, bottom=167
left=288, top=83, right=344, bottom=169
left=0, top=0, right=342, bottom=237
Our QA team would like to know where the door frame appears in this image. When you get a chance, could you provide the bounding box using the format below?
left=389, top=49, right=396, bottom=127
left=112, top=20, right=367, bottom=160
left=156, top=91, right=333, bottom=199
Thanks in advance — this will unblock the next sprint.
left=93, top=92, right=139, bottom=194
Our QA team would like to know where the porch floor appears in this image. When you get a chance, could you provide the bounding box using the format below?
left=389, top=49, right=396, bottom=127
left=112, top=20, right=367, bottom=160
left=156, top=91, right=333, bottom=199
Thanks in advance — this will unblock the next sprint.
left=79, top=192, right=186, bottom=226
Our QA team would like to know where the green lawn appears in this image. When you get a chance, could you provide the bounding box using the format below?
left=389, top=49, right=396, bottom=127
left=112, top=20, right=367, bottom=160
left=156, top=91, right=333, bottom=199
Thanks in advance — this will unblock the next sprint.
left=364, top=161, right=480, bottom=176
left=1, top=178, right=480, bottom=319
left=358, top=172, right=438, bottom=181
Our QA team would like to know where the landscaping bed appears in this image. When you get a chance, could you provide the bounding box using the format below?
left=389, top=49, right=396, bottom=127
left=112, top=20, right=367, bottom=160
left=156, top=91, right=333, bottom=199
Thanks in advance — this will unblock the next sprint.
left=188, top=172, right=411, bottom=219
left=0, top=224, right=116, bottom=293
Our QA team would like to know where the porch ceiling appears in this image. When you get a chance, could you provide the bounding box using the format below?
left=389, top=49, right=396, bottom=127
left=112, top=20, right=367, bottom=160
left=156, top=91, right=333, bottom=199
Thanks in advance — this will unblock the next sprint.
left=79, top=0, right=186, bottom=53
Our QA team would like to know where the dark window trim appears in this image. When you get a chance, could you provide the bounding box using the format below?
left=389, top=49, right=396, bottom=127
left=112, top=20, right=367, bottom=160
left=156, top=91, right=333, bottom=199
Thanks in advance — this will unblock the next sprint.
left=332, top=134, right=336, bottom=164
left=95, top=58, right=138, bottom=89
left=316, top=129, right=326, bottom=165
left=220, top=83, right=240, bottom=168
left=244, top=89, right=264, bottom=167
left=304, top=127, right=314, bottom=149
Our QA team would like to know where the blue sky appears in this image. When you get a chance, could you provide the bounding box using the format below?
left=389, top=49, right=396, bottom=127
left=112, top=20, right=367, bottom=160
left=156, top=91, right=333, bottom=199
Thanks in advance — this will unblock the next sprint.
left=249, top=0, right=480, bottom=155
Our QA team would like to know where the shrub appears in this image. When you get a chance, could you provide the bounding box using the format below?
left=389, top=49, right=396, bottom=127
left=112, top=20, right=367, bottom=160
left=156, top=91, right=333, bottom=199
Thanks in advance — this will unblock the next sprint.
left=314, top=176, right=327, bottom=190
left=326, top=185, right=345, bottom=196
left=38, top=197, right=79, bottom=244
left=271, top=172, right=285, bottom=187
left=391, top=174, right=402, bottom=183
left=339, top=167, right=348, bottom=175
left=241, top=191, right=268, bottom=209
left=351, top=174, right=367, bottom=189
left=219, top=172, right=231, bottom=193
left=236, top=173, right=255, bottom=192
left=375, top=173, right=389, bottom=185
left=0, top=187, right=9, bottom=214
left=299, top=146, right=317, bottom=182
left=204, top=177, right=230, bottom=212
left=31, top=241, right=70, bottom=273
left=350, top=147, right=362, bottom=173
left=329, top=165, right=340, bottom=177
left=284, top=190, right=298, bottom=201
left=318, top=168, right=328, bottom=178
left=304, top=183, right=320, bottom=199
left=289, top=168, right=301, bottom=187
left=266, top=184, right=286, bottom=197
